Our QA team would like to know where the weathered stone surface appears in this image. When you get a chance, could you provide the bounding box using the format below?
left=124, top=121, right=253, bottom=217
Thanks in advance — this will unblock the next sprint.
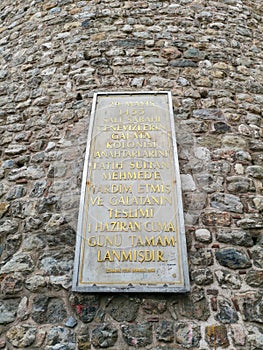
left=222, top=135, right=247, bottom=149
left=0, top=233, right=22, bottom=263
left=191, top=268, right=213, bottom=285
left=141, top=298, right=167, bottom=314
left=231, top=324, right=247, bottom=346
left=121, top=323, right=152, bottom=347
left=195, top=228, right=212, bottom=243
left=0, top=219, right=19, bottom=234
left=25, top=275, right=47, bottom=292
left=46, top=326, right=75, bottom=349
left=0, top=299, right=20, bottom=324
left=156, top=321, right=174, bottom=342
left=215, top=298, right=238, bottom=324
left=0, top=253, right=34, bottom=274
left=175, top=322, right=201, bottom=348
left=216, top=248, right=251, bottom=269
left=189, top=249, right=213, bottom=266
left=6, top=325, right=36, bottom=348
left=216, top=229, right=253, bottom=247
left=205, top=325, right=229, bottom=348
left=38, top=251, right=73, bottom=276
left=215, top=269, right=242, bottom=289
left=247, top=325, right=263, bottom=350
left=246, top=270, right=263, bottom=288
left=32, top=296, right=67, bottom=324
left=226, top=176, right=253, bottom=193
left=6, top=185, right=27, bottom=200
left=201, top=211, right=231, bottom=226
left=65, top=316, right=77, bottom=328
left=250, top=246, right=263, bottom=268
left=193, top=109, right=224, bottom=120
left=242, top=293, right=263, bottom=323
left=106, top=296, right=140, bottom=322
left=91, top=324, right=118, bottom=348
left=1, top=273, right=24, bottom=295
left=246, top=166, right=263, bottom=179
left=180, top=174, right=196, bottom=192
left=70, top=294, right=99, bottom=323
left=210, top=193, right=243, bottom=213
left=176, top=289, right=210, bottom=321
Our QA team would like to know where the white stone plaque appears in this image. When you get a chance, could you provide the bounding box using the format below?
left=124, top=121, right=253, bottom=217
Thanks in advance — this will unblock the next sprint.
left=72, top=92, right=190, bottom=292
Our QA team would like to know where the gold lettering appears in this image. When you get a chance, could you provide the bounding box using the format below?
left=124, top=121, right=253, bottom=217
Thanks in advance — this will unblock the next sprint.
left=109, top=195, right=171, bottom=206
left=144, top=222, right=176, bottom=232
left=97, top=249, right=167, bottom=263
left=94, top=150, right=170, bottom=159
left=102, top=171, right=161, bottom=181
left=108, top=208, right=154, bottom=219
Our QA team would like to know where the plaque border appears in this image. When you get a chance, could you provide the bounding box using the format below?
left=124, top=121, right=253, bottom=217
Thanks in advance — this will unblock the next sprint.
left=72, top=91, right=190, bottom=293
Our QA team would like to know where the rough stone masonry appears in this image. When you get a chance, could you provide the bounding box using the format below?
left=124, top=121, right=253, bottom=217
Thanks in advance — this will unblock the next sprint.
left=0, top=0, right=262, bottom=349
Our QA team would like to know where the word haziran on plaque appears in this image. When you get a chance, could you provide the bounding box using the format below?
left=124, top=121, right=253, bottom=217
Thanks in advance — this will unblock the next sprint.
left=72, top=91, right=190, bottom=293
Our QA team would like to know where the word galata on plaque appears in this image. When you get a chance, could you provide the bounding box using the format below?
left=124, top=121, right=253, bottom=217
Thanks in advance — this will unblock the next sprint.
left=72, top=92, right=190, bottom=292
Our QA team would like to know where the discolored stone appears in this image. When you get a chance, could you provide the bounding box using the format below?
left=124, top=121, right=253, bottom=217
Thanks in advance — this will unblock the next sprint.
left=226, top=176, right=252, bottom=193
left=170, top=59, right=198, bottom=67
left=32, top=296, right=67, bottom=324
left=242, top=293, right=263, bottom=323
left=222, top=135, right=247, bottom=149
left=177, top=292, right=210, bottom=321
left=250, top=246, right=263, bottom=268
left=0, top=253, right=34, bottom=274
left=121, top=323, right=152, bottom=347
left=0, top=233, right=22, bottom=263
left=6, top=185, right=26, bottom=200
left=247, top=325, right=263, bottom=349
left=25, top=275, right=46, bottom=292
left=237, top=216, right=263, bottom=229
left=215, top=298, right=238, bottom=324
left=201, top=211, right=231, bottom=226
left=215, top=269, right=242, bottom=289
left=195, top=228, right=212, bottom=243
left=246, top=270, right=263, bottom=287
left=216, top=229, right=253, bottom=247
left=77, top=334, right=91, bottom=350
left=191, top=268, right=213, bottom=285
left=91, top=324, right=118, bottom=348
left=189, top=249, right=214, bottom=266
left=231, top=324, right=247, bottom=346
left=210, top=193, right=243, bottom=213
left=1, top=273, right=24, bottom=295
left=0, top=219, right=19, bottom=234
left=70, top=294, right=100, bottom=323
left=6, top=325, right=36, bottom=348
left=175, top=322, right=201, bottom=348
left=205, top=325, right=229, bottom=348
left=141, top=298, right=167, bottom=314
left=30, top=180, right=47, bottom=197
left=193, top=109, right=224, bottom=120
left=38, top=251, right=73, bottom=276
left=46, top=326, right=75, bottom=349
left=156, top=320, right=174, bottom=342
left=65, top=316, right=77, bottom=328
left=0, top=202, right=9, bottom=218
left=0, top=299, right=20, bottom=324
left=246, top=166, right=263, bottom=179
left=106, top=296, right=140, bottom=322
left=215, top=248, right=251, bottom=269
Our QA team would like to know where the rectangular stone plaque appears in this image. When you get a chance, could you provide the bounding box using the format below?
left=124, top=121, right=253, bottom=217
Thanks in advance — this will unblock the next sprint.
left=72, top=92, right=190, bottom=292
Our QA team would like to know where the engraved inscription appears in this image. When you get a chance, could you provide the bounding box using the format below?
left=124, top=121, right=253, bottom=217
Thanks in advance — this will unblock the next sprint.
left=72, top=92, right=190, bottom=293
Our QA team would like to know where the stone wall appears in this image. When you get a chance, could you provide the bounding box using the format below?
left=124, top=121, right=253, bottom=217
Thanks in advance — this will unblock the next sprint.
left=0, top=0, right=263, bottom=349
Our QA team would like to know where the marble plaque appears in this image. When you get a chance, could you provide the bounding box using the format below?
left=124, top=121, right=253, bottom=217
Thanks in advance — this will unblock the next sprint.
left=72, top=92, right=190, bottom=292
